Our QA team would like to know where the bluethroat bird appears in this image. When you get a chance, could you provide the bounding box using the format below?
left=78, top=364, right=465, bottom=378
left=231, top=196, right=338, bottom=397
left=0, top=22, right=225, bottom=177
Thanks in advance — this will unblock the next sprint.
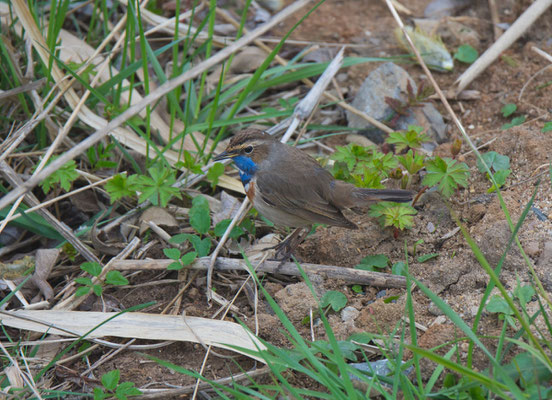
left=214, top=129, right=414, bottom=258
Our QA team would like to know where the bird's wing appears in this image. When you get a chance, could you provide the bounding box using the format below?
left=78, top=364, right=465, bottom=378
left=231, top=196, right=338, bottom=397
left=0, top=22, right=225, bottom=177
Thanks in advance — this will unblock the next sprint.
left=255, top=167, right=356, bottom=228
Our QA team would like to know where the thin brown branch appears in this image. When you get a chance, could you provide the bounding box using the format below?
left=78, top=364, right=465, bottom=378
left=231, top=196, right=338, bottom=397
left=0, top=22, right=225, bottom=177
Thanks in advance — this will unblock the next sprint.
left=112, top=257, right=408, bottom=288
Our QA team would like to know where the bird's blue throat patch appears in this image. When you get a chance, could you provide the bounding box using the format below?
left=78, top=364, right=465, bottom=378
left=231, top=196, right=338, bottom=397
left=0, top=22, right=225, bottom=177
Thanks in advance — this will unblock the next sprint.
left=233, top=155, right=257, bottom=185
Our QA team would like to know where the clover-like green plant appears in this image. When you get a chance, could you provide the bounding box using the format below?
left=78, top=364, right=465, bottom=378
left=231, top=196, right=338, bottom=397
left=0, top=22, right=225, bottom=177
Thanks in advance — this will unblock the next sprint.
left=422, top=156, right=470, bottom=197
left=75, top=262, right=128, bottom=297
left=93, top=369, right=141, bottom=400
left=386, top=125, right=432, bottom=152
left=37, top=156, right=79, bottom=194
left=476, top=151, right=510, bottom=193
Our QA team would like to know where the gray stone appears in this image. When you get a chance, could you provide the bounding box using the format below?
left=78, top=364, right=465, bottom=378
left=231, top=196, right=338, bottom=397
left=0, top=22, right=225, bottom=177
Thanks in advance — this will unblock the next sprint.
left=341, top=306, right=360, bottom=322
left=424, top=0, right=472, bottom=18
left=428, top=301, right=444, bottom=316
left=347, top=62, right=447, bottom=144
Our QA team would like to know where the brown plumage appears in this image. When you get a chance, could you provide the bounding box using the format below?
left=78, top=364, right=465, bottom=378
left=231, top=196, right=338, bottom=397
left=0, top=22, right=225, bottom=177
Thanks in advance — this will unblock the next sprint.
left=214, top=129, right=413, bottom=257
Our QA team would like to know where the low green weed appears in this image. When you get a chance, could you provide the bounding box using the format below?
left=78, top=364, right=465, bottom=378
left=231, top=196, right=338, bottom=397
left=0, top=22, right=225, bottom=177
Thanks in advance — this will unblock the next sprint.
left=37, top=156, right=79, bottom=194
left=500, top=103, right=526, bottom=130
left=454, top=44, right=478, bottom=64
left=476, top=151, right=510, bottom=192
left=93, top=369, right=141, bottom=400
left=75, top=262, right=128, bottom=297
left=164, top=195, right=253, bottom=270
left=331, top=125, right=470, bottom=231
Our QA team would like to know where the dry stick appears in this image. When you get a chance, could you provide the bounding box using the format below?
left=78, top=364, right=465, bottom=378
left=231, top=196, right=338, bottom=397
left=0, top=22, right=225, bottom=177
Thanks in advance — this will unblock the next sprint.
left=532, top=46, right=552, bottom=63
left=488, top=0, right=502, bottom=41
left=0, top=79, right=46, bottom=100
left=455, top=0, right=552, bottom=93
left=518, top=47, right=552, bottom=103
left=0, top=342, right=42, bottom=399
left=0, top=0, right=312, bottom=214
left=112, top=258, right=407, bottom=288
left=136, top=367, right=270, bottom=399
left=206, top=199, right=250, bottom=300
left=385, top=0, right=552, bottom=311
left=215, top=8, right=393, bottom=134
left=0, top=161, right=101, bottom=264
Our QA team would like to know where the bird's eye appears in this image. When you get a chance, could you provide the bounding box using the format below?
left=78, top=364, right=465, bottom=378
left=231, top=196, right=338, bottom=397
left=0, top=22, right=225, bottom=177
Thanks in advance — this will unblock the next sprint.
left=244, top=145, right=253, bottom=154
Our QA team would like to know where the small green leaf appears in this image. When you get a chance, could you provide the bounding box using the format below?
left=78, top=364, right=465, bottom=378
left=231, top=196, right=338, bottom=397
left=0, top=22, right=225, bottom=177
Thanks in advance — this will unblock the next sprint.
left=92, top=284, right=103, bottom=297
left=167, top=261, right=182, bottom=270
left=93, top=387, right=109, bottom=400
left=368, top=202, right=417, bottom=230
left=163, top=248, right=181, bottom=260
left=101, top=370, right=120, bottom=391
left=513, top=284, right=535, bottom=307
left=476, top=151, right=510, bottom=172
left=105, top=271, right=129, bottom=286
left=542, top=121, right=552, bottom=133
left=178, top=150, right=203, bottom=174
left=115, top=381, right=142, bottom=397
left=502, top=115, right=526, bottom=130
left=75, top=277, right=93, bottom=286
left=386, top=125, right=431, bottom=152
left=180, top=251, right=197, bottom=266
left=105, top=174, right=135, bottom=203
left=351, top=284, right=363, bottom=293
left=503, top=352, right=552, bottom=386
left=423, top=157, right=469, bottom=198
left=131, top=165, right=182, bottom=207
left=189, top=196, right=211, bottom=234
left=383, top=295, right=400, bottom=303
left=486, top=294, right=513, bottom=315
left=75, top=286, right=92, bottom=297
left=169, top=234, right=189, bottom=244
left=487, top=169, right=511, bottom=193
left=38, top=157, right=79, bottom=193
left=214, top=219, right=245, bottom=239
left=501, top=103, right=517, bottom=117
left=170, top=234, right=211, bottom=257
left=417, top=253, right=439, bottom=263
left=206, top=162, right=225, bottom=190
left=392, top=261, right=407, bottom=276
left=81, top=262, right=102, bottom=277
left=320, top=290, right=347, bottom=312
left=454, top=44, right=478, bottom=64
left=357, top=254, right=389, bottom=269
left=186, top=234, right=212, bottom=257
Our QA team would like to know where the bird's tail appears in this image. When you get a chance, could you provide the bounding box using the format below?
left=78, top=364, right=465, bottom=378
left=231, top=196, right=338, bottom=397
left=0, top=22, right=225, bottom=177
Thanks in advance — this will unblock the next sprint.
left=351, top=188, right=414, bottom=204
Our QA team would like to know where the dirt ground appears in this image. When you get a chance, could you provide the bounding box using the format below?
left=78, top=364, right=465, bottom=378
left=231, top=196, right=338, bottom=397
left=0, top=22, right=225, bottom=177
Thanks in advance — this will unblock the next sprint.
left=7, top=0, right=552, bottom=396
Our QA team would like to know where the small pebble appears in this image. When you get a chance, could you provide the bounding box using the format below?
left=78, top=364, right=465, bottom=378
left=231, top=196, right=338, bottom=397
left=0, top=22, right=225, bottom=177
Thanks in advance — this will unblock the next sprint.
left=341, top=306, right=360, bottom=323
left=531, top=206, right=547, bottom=221
left=428, top=301, right=444, bottom=316
left=427, top=222, right=436, bottom=233
left=376, top=290, right=386, bottom=299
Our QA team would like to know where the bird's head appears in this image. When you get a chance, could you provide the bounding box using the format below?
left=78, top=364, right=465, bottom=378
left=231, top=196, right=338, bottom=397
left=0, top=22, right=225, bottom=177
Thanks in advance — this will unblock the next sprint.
left=214, top=129, right=273, bottom=176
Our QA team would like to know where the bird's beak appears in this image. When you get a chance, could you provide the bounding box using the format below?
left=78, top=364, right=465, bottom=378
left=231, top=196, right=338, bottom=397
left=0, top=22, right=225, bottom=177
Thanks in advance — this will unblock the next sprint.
left=213, top=151, right=230, bottom=161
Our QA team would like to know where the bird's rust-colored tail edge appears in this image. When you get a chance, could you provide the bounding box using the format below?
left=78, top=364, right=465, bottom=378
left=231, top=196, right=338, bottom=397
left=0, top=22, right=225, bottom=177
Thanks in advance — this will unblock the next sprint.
left=353, top=188, right=414, bottom=204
